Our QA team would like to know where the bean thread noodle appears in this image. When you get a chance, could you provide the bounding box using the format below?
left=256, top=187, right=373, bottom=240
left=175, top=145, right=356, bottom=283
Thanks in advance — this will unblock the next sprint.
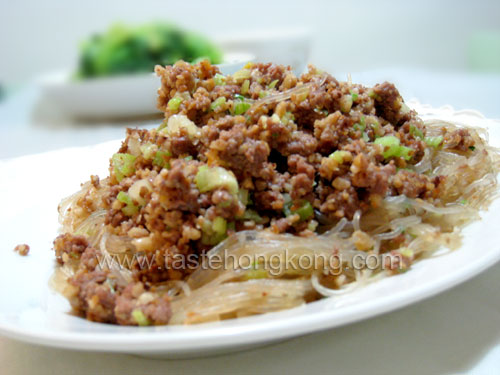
left=54, top=120, right=500, bottom=324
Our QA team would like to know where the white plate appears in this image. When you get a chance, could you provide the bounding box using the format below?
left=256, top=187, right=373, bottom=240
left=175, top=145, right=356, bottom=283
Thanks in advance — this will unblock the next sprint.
left=1, top=102, right=499, bottom=358
left=37, top=52, right=254, bottom=120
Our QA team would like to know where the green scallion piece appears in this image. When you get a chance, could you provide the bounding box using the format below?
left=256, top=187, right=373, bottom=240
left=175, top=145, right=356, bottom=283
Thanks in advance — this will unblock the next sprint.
left=213, top=73, right=226, bottom=86
left=329, top=150, right=350, bottom=164
left=424, top=136, right=443, bottom=149
left=409, top=125, right=424, bottom=139
left=234, top=101, right=251, bottom=115
left=241, top=79, right=250, bottom=95
left=152, top=150, right=171, bottom=169
left=239, top=209, right=264, bottom=223
left=117, top=191, right=138, bottom=216
left=201, top=217, right=228, bottom=246
left=374, top=136, right=413, bottom=160
left=283, top=200, right=313, bottom=221
left=268, top=79, right=279, bottom=89
left=112, top=153, right=137, bottom=182
left=238, top=188, right=250, bottom=206
left=233, top=68, right=251, bottom=82
left=212, top=216, right=227, bottom=236
left=131, top=309, right=150, bottom=326
left=167, top=97, right=183, bottom=112
left=353, top=123, right=366, bottom=132
left=195, top=165, right=239, bottom=195
left=210, top=97, right=226, bottom=111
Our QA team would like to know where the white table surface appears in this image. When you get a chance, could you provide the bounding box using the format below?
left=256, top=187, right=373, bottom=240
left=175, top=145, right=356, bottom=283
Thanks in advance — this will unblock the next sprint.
left=1, top=68, right=499, bottom=374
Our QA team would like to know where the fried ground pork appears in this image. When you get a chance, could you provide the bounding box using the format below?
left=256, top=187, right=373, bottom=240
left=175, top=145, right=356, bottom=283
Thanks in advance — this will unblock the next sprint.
left=53, top=60, right=475, bottom=325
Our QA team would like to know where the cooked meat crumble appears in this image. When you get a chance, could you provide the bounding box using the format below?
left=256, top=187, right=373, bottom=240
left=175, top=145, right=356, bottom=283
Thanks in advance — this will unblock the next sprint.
left=53, top=60, right=477, bottom=325
left=14, top=244, right=30, bottom=256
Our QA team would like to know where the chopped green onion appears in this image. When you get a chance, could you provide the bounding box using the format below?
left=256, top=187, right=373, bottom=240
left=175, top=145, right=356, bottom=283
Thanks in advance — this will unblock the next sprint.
left=234, top=101, right=251, bottom=115
left=210, top=97, right=226, bottom=112
left=238, top=188, right=250, bottom=206
left=232, top=68, right=251, bottom=82
left=117, top=191, right=138, bottom=216
left=131, top=309, right=150, bottom=326
left=362, top=132, right=370, bottom=142
left=112, top=153, right=136, bottom=182
left=329, top=150, right=350, bottom=164
left=366, top=117, right=380, bottom=134
left=117, top=191, right=132, bottom=205
left=259, top=90, right=268, bottom=99
left=241, top=79, right=250, bottom=95
left=375, top=135, right=400, bottom=149
left=409, top=125, right=424, bottom=139
left=212, top=216, right=227, bottom=235
left=374, top=136, right=413, bottom=160
left=238, top=209, right=264, bottom=223
left=213, top=73, right=226, bottom=86
left=459, top=199, right=468, bottom=205
left=268, top=79, right=279, bottom=89
left=424, top=136, right=443, bottom=149
left=283, top=200, right=313, bottom=221
left=153, top=150, right=171, bottom=169
left=167, top=97, right=182, bottom=112
left=351, top=92, right=359, bottom=102
left=195, top=165, right=239, bottom=195
left=295, top=201, right=313, bottom=221
left=469, top=146, right=476, bottom=151
left=158, top=121, right=168, bottom=131
left=353, top=123, right=366, bottom=132
left=201, top=217, right=228, bottom=245
left=234, top=94, right=246, bottom=101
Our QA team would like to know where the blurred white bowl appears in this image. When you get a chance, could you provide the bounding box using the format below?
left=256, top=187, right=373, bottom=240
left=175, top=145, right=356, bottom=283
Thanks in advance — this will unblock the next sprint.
left=38, top=52, right=254, bottom=120
left=215, top=28, right=311, bottom=75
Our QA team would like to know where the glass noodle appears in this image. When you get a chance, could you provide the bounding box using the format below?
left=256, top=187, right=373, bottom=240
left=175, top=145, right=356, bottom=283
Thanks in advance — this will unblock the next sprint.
left=54, top=120, right=500, bottom=324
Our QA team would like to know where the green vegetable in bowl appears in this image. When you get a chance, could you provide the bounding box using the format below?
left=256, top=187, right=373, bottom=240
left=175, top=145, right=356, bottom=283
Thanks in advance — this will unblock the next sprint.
left=77, top=22, right=223, bottom=79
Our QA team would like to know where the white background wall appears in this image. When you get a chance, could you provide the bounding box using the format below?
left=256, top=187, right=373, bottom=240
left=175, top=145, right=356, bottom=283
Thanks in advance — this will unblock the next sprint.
left=0, top=0, right=499, bottom=85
